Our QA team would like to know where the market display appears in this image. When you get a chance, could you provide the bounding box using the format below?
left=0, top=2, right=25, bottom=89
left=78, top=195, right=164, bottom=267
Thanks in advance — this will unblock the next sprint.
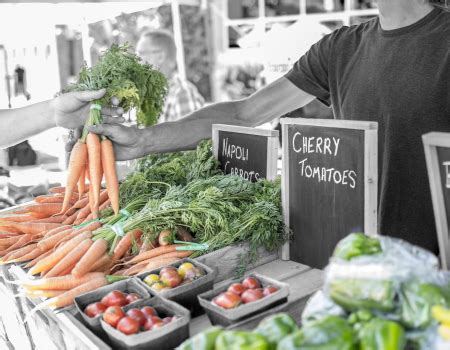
left=0, top=138, right=284, bottom=316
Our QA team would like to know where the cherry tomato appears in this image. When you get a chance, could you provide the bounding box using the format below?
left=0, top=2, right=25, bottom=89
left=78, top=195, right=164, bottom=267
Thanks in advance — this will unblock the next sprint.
left=227, top=283, right=246, bottom=296
left=242, top=277, right=261, bottom=290
left=141, top=306, right=158, bottom=318
left=213, top=292, right=241, bottom=309
left=241, top=289, right=264, bottom=304
left=103, top=306, right=125, bottom=328
left=125, top=293, right=142, bottom=304
left=84, top=302, right=107, bottom=318
left=144, top=316, right=163, bottom=331
left=160, top=271, right=183, bottom=288
left=117, top=316, right=140, bottom=335
left=263, top=285, right=279, bottom=296
left=101, top=290, right=128, bottom=307
left=126, top=308, right=147, bottom=327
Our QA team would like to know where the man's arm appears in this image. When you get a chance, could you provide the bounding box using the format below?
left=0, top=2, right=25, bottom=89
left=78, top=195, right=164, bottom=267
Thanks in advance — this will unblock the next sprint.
left=89, top=77, right=315, bottom=160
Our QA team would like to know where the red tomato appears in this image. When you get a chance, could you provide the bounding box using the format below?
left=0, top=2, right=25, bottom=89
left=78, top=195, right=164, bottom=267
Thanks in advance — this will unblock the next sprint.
left=241, top=289, right=264, bottom=304
left=103, top=306, right=125, bottom=328
left=101, top=290, right=128, bottom=307
left=213, top=292, right=241, bottom=309
left=242, top=277, right=261, bottom=290
left=126, top=308, right=147, bottom=327
left=84, top=302, right=107, bottom=318
left=263, top=285, right=279, bottom=296
left=125, top=293, right=142, bottom=304
left=141, top=306, right=158, bottom=318
left=117, top=316, right=140, bottom=335
left=144, top=316, right=163, bottom=331
left=227, top=283, right=246, bottom=296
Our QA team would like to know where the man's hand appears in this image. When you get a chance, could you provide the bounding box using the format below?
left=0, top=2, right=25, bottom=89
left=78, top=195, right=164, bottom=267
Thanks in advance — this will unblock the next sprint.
left=87, top=123, right=145, bottom=161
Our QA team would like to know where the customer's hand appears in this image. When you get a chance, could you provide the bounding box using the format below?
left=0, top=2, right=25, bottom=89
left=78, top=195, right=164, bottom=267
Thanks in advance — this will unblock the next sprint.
left=87, top=123, right=144, bottom=161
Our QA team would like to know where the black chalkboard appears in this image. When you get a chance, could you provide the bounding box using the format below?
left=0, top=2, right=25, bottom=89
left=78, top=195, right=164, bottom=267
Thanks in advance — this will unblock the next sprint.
left=282, top=119, right=377, bottom=268
left=217, top=130, right=268, bottom=182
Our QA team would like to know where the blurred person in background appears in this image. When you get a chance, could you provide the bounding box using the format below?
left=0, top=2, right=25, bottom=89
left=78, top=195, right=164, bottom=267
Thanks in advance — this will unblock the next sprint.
left=136, top=29, right=205, bottom=123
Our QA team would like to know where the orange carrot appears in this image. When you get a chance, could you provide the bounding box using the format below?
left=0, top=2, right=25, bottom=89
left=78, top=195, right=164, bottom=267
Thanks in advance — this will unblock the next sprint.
left=71, top=196, right=89, bottom=210
left=43, top=225, right=72, bottom=239
left=3, top=244, right=38, bottom=262
left=34, top=195, right=76, bottom=204
left=27, top=212, right=51, bottom=219
left=24, top=249, right=53, bottom=269
left=29, top=231, right=92, bottom=275
left=89, top=253, right=111, bottom=273
left=149, top=250, right=192, bottom=261
left=58, top=263, right=77, bottom=277
left=45, top=239, right=93, bottom=278
left=72, top=238, right=108, bottom=277
left=127, top=245, right=182, bottom=265
left=62, top=211, right=78, bottom=225
left=101, top=138, right=119, bottom=216
left=18, top=203, right=64, bottom=216
left=87, top=133, right=103, bottom=218
left=32, top=215, right=67, bottom=224
left=13, top=272, right=105, bottom=291
left=3, top=222, right=61, bottom=236
left=4, top=234, right=33, bottom=252
left=78, top=163, right=87, bottom=201
left=60, top=141, right=88, bottom=214
left=29, top=277, right=108, bottom=312
left=0, top=214, right=36, bottom=222
left=38, top=228, right=74, bottom=251
left=9, top=247, right=43, bottom=263
left=75, top=202, right=91, bottom=223
left=112, top=229, right=142, bottom=262
left=24, top=290, right=66, bottom=299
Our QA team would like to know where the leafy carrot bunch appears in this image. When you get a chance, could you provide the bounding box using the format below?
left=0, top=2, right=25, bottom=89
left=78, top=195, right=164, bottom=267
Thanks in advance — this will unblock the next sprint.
left=60, top=44, right=168, bottom=219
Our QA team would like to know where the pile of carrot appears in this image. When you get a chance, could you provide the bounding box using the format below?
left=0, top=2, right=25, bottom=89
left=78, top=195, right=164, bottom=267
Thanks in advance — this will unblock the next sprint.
left=0, top=185, right=199, bottom=313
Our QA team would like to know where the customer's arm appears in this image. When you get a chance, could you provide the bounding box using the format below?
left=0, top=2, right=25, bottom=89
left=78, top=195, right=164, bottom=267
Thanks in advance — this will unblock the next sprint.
left=0, top=89, right=124, bottom=149
left=88, top=77, right=315, bottom=160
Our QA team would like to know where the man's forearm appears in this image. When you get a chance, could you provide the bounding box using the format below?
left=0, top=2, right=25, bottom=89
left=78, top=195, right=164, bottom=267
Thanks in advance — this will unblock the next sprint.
left=139, top=100, right=246, bottom=155
left=0, top=100, right=55, bottom=148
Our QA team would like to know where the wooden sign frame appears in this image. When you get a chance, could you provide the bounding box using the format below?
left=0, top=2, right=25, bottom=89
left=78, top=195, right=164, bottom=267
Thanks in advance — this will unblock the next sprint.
left=423, top=132, right=450, bottom=270
left=280, top=118, right=378, bottom=261
left=212, top=124, right=279, bottom=181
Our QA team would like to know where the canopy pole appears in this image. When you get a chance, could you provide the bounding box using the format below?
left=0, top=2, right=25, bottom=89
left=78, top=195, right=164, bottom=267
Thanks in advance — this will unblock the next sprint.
left=171, top=0, right=186, bottom=80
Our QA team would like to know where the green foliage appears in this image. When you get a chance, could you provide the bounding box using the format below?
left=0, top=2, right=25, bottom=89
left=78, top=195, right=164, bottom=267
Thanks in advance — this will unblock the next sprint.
left=98, top=140, right=286, bottom=271
left=67, top=43, right=168, bottom=126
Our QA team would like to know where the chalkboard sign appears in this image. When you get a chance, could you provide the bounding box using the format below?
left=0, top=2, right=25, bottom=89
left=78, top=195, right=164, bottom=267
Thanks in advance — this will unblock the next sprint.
left=212, top=125, right=279, bottom=181
left=423, top=132, right=450, bottom=270
left=281, top=118, right=378, bottom=268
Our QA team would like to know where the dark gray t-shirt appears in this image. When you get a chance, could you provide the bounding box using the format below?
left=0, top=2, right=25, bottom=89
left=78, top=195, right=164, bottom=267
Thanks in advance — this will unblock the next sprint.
left=285, top=8, right=450, bottom=253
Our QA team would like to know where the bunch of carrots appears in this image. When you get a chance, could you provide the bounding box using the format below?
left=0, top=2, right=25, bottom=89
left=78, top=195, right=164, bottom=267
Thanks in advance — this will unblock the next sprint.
left=0, top=186, right=196, bottom=313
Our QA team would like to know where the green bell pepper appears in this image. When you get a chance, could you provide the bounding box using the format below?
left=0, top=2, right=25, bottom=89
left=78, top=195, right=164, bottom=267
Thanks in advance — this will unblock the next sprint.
left=255, top=313, right=298, bottom=350
left=332, top=233, right=382, bottom=260
left=399, top=280, right=449, bottom=329
left=216, top=330, right=269, bottom=350
left=359, top=318, right=406, bottom=350
left=277, top=315, right=357, bottom=350
left=329, top=279, right=396, bottom=312
left=177, top=326, right=223, bottom=350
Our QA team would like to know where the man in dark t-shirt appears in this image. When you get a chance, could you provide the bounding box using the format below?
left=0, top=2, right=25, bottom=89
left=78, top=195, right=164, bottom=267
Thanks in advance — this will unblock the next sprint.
left=89, top=1, right=449, bottom=254
left=283, top=6, right=449, bottom=253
